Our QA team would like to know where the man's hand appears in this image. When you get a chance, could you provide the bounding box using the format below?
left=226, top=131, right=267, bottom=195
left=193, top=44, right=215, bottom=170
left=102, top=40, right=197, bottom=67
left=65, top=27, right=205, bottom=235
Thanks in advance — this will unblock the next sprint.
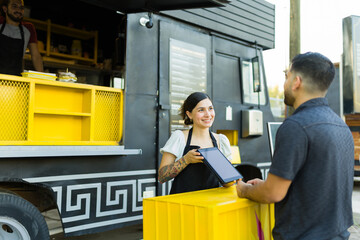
left=247, top=178, right=264, bottom=186
left=235, top=174, right=292, bottom=203
left=236, top=178, right=264, bottom=198
left=236, top=180, right=251, bottom=198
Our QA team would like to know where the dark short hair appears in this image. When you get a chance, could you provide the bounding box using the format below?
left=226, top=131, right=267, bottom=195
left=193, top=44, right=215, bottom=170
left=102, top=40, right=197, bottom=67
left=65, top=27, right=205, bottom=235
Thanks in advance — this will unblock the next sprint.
left=290, top=52, right=335, bottom=92
left=1, top=0, right=10, bottom=7
left=180, top=92, right=211, bottom=125
left=1, top=0, right=24, bottom=16
left=1, top=0, right=11, bottom=16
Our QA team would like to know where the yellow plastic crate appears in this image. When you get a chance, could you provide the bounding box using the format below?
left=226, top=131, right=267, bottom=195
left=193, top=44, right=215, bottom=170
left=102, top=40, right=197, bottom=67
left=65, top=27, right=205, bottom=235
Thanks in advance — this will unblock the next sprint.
left=0, top=73, right=123, bottom=145
left=143, top=186, right=274, bottom=240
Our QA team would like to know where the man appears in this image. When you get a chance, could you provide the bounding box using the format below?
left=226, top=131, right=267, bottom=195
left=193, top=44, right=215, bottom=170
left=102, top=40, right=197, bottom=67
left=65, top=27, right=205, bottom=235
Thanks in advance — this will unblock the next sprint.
left=0, top=0, right=43, bottom=75
left=237, top=52, right=354, bottom=240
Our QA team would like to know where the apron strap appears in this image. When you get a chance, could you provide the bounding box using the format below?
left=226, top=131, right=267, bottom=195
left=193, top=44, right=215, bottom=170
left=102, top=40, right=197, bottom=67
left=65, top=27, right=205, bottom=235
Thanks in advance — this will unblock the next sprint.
left=186, top=128, right=193, bottom=146
left=186, top=128, right=218, bottom=148
left=19, top=24, right=25, bottom=52
left=0, top=22, right=5, bottom=33
left=209, top=130, right=218, bottom=147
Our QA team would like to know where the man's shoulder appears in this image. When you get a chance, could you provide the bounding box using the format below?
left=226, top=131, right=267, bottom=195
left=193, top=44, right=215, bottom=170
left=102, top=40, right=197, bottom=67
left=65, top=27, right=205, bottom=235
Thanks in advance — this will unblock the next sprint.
left=21, top=21, right=35, bottom=31
left=291, top=104, right=342, bottom=124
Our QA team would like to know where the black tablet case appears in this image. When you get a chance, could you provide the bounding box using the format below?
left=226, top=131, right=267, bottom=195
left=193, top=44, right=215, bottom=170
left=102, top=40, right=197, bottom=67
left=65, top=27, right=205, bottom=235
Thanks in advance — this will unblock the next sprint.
left=197, top=147, right=243, bottom=184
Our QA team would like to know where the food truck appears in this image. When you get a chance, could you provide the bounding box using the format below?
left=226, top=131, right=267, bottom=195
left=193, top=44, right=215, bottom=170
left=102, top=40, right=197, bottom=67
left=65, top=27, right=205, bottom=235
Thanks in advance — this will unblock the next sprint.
left=0, top=0, right=275, bottom=238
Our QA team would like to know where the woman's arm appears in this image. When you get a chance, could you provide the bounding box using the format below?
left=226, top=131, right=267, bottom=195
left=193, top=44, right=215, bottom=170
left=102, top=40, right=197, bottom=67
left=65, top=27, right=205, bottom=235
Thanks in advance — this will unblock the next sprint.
left=158, top=152, right=188, bottom=183
left=158, top=150, right=204, bottom=183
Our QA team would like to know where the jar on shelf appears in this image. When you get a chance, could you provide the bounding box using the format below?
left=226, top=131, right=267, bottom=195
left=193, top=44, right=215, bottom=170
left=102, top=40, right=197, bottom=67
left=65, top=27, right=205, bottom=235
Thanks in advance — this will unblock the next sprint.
left=71, top=40, right=82, bottom=57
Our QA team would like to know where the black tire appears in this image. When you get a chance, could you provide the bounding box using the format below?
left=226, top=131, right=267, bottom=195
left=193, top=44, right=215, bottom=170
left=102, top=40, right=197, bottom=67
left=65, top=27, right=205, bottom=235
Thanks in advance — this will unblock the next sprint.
left=0, top=192, right=49, bottom=240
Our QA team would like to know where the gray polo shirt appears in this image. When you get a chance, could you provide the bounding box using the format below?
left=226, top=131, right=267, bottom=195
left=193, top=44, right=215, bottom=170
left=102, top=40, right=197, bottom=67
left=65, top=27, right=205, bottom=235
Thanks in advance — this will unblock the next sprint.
left=270, top=98, right=354, bottom=240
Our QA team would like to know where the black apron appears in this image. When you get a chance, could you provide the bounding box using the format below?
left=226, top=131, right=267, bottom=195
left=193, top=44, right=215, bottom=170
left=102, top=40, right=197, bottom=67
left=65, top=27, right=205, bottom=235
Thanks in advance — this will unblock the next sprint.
left=170, top=128, right=219, bottom=194
left=0, top=21, right=25, bottom=76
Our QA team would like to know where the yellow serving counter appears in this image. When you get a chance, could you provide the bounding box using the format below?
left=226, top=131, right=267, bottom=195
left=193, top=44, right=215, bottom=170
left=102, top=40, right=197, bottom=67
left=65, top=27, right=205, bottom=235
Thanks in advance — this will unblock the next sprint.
left=0, top=73, right=123, bottom=146
left=143, top=185, right=274, bottom=240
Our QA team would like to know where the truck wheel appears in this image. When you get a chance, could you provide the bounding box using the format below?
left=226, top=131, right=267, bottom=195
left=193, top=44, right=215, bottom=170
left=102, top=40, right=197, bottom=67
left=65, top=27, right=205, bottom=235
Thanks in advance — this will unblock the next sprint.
left=0, top=192, right=49, bottom=240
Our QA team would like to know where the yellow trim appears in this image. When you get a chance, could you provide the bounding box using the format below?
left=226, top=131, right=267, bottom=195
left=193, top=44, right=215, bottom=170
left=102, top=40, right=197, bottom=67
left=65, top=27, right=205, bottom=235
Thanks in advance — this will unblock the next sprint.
left=230, top=146, right=241, bottom=164
left=27, top=82, right=36, bottom=141
left=0, top=141, right=120, bottom=146
left=89, top=87, right=96, bottom=141
left=119, top=90, right=124, bottom=143
left=216, top=129, right=238, bottom=145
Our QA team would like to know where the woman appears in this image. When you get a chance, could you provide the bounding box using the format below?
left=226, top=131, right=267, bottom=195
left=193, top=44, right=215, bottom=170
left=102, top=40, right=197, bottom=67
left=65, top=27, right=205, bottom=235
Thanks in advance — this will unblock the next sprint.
left=158, top=92, right=233, bottom=194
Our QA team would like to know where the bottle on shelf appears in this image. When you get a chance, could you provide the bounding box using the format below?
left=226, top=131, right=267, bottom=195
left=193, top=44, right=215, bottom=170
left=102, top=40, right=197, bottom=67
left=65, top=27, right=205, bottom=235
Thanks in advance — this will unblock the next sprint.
left=71, top=40, right=82, bottom=57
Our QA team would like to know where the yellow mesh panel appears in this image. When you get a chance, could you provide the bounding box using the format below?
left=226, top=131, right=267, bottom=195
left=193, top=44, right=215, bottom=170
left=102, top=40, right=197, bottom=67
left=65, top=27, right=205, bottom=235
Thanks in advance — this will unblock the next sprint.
left=94, top=90, right=121, bottom=141
left=0, top=80, right=30, bottom=141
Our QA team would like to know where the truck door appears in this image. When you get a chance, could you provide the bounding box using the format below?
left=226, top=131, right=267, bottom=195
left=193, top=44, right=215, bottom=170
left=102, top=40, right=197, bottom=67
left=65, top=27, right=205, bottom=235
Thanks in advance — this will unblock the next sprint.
left=212, top=36, right=273, bottom=178
left=157, top=21, right=212, bottom=195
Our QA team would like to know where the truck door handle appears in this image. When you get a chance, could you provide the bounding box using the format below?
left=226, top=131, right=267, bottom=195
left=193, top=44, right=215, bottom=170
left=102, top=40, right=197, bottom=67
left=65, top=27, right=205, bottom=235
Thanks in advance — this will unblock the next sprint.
left=159, top=104, right=171, bottom=110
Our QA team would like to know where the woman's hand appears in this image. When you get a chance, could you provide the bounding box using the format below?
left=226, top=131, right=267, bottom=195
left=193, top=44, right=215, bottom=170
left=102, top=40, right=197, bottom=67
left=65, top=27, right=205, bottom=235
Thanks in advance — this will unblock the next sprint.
left=183, top=149, right=204, bottom=164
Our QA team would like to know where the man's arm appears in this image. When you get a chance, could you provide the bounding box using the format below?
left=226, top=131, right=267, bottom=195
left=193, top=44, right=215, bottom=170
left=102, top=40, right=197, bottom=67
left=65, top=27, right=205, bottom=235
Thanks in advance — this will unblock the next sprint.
left=28, top=42, right=44, bottom=72
left=236, top=173, right=291, bottom=203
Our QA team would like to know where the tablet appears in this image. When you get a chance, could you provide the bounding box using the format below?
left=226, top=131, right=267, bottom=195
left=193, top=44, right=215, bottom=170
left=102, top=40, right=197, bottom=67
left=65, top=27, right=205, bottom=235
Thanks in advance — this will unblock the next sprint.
left=197, top=147, right=243, bottom=184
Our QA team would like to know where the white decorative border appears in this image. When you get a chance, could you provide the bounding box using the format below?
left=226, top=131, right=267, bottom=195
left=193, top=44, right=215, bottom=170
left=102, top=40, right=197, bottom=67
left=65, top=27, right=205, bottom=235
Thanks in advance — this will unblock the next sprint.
left=24, top=170, right=156, bottom=234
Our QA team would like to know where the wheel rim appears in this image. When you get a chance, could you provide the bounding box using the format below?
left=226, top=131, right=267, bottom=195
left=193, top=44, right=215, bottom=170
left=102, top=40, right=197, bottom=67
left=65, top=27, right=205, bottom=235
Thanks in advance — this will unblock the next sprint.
left=0, top=217, right=31, bottom=240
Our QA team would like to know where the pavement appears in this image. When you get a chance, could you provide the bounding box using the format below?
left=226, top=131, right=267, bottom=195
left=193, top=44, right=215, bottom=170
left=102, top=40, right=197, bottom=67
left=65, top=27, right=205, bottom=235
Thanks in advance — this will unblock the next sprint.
left=50, top=178, right=360, bottom=240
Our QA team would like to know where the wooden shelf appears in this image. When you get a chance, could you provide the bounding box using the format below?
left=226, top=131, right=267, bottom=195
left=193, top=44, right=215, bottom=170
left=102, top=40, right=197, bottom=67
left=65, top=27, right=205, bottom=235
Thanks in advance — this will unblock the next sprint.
left=49, top=52, right=94, bottom=63
left=50, top=22, right=96, bottom=40
left=24, top=17, right=98, bottom=64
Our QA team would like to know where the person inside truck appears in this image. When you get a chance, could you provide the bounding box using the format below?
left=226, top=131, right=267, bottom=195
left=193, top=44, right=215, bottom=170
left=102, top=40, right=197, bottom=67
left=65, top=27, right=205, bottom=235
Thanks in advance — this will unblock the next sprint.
left=158, top=92, right=234, bottom=194
left=236, top=52, right=354, bottom=240
left=0, top=0, right=43, bottom=75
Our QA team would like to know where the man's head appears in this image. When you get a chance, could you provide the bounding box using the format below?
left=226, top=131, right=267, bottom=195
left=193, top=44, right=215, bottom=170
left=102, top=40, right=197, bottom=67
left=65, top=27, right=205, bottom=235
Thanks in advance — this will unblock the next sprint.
left=1, top=0, right=25, bottom=23
left=284, top=52, right=335, bottom=107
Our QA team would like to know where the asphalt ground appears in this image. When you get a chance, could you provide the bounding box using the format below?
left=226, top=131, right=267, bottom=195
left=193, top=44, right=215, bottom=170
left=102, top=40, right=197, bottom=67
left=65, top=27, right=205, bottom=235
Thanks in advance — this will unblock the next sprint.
left=51, top=178, right=360, bottom=240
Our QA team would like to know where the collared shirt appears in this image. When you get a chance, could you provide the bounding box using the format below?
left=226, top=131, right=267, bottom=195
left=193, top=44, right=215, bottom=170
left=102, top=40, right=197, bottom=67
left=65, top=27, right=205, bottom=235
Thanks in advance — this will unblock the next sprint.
left=270, top=98, right=354, bottom=240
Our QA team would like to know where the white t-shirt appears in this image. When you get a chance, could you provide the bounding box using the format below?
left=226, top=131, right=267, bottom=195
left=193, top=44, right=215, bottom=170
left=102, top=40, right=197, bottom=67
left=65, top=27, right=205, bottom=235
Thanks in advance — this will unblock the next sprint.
left=160, top=130, right=232, bottom=161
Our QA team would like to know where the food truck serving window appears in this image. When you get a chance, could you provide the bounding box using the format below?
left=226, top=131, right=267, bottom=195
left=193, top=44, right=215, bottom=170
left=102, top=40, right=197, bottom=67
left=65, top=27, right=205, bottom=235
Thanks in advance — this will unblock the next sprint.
left=241, top=59, right=266, bottom=105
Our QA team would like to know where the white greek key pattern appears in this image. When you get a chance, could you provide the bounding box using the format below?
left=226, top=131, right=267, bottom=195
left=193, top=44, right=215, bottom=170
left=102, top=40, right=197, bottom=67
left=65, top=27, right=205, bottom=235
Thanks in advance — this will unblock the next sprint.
left=24, top=170, right=156, bottom=233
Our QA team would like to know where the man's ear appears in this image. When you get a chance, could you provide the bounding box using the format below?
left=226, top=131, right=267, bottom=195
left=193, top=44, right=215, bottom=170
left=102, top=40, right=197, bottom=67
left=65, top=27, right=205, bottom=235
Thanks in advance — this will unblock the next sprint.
left=2, top=5, right=7, bottom=15
left=292, top=75, right=302, bottom=91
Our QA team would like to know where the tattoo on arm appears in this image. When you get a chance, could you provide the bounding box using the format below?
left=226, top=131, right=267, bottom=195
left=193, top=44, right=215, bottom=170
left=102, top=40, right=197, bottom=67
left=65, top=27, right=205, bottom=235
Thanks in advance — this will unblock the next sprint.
left=158, top=157, right=188, bottom=183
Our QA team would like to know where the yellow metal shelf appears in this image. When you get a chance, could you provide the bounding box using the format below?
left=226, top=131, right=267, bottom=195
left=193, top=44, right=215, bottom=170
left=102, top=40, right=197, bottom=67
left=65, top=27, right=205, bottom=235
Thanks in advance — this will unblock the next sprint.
left=0, top=74, right=123, bottom=145
left=34, top=110, right=91, bottom=117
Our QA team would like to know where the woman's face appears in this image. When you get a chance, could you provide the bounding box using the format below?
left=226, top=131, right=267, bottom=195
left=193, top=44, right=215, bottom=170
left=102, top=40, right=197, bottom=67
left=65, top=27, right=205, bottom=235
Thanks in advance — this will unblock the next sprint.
left=187, top=98, right=215, bottom=129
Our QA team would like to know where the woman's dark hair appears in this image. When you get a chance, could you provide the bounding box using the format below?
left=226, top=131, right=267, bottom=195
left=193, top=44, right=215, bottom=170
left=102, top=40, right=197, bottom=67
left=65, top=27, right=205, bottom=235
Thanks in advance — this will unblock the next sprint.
left=180, top=92, right=211, bottom=125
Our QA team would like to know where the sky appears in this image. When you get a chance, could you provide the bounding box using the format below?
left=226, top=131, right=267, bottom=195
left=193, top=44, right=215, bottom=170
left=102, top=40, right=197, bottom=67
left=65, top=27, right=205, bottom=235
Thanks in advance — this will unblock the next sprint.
left=263, top=0, right=359, bottom=87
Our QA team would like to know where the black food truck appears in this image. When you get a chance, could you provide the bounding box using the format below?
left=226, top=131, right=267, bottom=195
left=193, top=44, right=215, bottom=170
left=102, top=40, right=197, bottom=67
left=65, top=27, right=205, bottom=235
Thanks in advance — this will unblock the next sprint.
left=0, top=0, right=275, bottom=238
